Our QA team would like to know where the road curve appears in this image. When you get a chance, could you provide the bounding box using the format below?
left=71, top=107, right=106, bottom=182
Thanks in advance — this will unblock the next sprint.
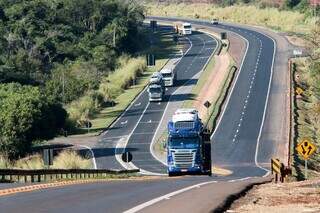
left=0, top=18, right=290, bottom=213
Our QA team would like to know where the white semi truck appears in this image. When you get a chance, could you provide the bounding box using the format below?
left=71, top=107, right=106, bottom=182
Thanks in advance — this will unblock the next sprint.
left=174, top=22, right=192, bottom=35
left=160, top=68, right=175, bottom=87
left=148, top=72, right=165, bottom=102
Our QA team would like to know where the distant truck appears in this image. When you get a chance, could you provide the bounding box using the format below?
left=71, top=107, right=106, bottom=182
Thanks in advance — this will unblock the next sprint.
left=148, top=72, right=165, bottom=102
left=174, top=22, right=192, bottom=35
left=211, top=18, right=219, bottom=25
left=160, top=68, right=175, bottom=87
left=167, top=109, right=212, bottom=176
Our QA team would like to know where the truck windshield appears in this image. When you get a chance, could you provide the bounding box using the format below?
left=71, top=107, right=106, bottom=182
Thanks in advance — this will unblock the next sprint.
left=169, top=137, right=199, bottom=149
left=184, top=25, right=191, bottom=29
left=149, top=87, right=162, bottom=93
left=162, top=73, right=172, bottom=78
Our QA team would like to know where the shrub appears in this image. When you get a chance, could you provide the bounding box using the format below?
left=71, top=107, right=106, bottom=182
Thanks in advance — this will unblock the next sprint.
left=0, top=155, right=12, bottom=169
left=14, top=155, right=44, bottom=169
left=52, top=150, right=92, bottom=169
left=0, top=83, right=67, bottom=158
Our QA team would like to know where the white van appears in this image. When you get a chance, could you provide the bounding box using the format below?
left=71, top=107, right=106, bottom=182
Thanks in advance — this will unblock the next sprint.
left=160, top=68, right=175, bottom=86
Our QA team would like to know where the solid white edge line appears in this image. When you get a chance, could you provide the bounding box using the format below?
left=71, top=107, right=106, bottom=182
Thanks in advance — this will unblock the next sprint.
left=150, top=32, right=219, bottom=167
left=149, top=36, right=193, bottom=166
left=123, top=180, right=218, bottom=213
left=255, top=33, right=277, bottom=177
left=78, top=145, right=97, bottom=169
left=211, top=30, right=250, bottom=137
left=101, top=86, right=148, bottom=137
left=206, top=22, right=276, bottom=176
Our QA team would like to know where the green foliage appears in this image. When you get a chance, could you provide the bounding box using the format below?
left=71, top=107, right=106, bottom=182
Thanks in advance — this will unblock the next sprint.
left=66, top=56, right=146, bottom=124
left=0, top=83, right=67, bottom=158
left=0, top=0, right=144, bottom=84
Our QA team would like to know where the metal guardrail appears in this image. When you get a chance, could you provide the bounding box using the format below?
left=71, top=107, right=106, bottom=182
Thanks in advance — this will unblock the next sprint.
left=0, top=169, right=140, bottom=183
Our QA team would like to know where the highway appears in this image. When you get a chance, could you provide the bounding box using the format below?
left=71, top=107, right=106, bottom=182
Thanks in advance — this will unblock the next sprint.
left=0, top=17, right=292, bottom=213
left=95, top=25, right=217, bottom=174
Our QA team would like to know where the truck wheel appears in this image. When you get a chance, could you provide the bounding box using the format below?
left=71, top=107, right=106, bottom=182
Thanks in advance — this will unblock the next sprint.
left=168, top=172, right=174, bottom=177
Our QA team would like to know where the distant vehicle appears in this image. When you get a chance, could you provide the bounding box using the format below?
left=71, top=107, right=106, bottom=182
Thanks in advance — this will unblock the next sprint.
left=211, top=19, right=219, bottom=25
left=148, top=72, right=165, bottom=102
left=174, top=22, right=192, bottom=35
left=167, top=108, right=212, bottom=176
left=160, top=68, right=175, bottom=87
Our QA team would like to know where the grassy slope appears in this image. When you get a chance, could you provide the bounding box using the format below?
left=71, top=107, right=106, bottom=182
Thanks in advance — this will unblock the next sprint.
left=146, top=4, right=314, bottom=34
left=292, top=58, right=320, bottom=179
left=78, top=28, right=180, bottom=134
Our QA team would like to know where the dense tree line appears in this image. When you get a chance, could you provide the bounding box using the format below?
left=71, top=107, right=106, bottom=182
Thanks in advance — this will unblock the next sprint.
left=0, top=0, right=145, bottom=158
left=0, top=83, right=67, bottom=158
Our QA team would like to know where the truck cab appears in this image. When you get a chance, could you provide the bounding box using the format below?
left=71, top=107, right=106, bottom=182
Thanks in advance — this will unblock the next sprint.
left=174, top=22, right=192, bottom=35
left=160, top=68, right=175, bottom=87
left=182, top=23, right=192, bottom=35
left=167, top=109, right=211, bottom=176
left=148, top=72, right=165, bottom=102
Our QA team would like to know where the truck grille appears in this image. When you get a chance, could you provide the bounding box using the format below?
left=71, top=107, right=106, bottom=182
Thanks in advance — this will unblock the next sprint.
left=172, top=151, right=195, bottom=169
left=174, top=121, right=195, bottom=129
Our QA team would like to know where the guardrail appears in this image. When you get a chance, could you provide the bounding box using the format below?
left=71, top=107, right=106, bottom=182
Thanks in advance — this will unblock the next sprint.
left=271, top=158, right=291, bottom=183
left=0, top=169, right=140, bottom=183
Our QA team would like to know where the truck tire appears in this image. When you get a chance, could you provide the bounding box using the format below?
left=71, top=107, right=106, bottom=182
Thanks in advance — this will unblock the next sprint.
left=203, top=142, right=212, bottom=176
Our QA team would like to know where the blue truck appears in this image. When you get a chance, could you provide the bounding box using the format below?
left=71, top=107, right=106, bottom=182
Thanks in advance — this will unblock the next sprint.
left=167, top=109, right=212, bottom=176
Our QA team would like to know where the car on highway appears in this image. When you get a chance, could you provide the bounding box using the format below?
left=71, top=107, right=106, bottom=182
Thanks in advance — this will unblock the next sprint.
left=211, top=18, right=219, bottom=25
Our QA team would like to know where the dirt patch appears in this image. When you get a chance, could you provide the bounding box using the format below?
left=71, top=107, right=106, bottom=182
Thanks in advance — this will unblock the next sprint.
left=286, top=35, right=308, bottom=47
left=193, top=53, right=231, bottom=120
left=229, top=179, right=320, bottom=213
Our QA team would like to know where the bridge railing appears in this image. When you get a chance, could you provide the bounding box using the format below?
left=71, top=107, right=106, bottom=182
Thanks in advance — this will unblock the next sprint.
left=0, top=169, right=140, bottom=183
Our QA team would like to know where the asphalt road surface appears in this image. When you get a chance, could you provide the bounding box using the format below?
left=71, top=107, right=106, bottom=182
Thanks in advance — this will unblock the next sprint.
left=0, top=17, right=290, bottom=213
left=95, top=25, right=217, bottom=174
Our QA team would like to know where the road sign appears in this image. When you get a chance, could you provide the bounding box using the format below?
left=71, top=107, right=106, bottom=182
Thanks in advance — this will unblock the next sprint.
left=293, top=49, right=302, bottom=56
left=43, top=149, right=53, bottom=166
left=121, top=151, right=133, bottom=163
left=146, top=54, right=155, bottom=66
left=204, top=101, right=211, bottom=108
left=296, top=139, right=317, bottom=160
left=296, top=87, right=304, bottom=95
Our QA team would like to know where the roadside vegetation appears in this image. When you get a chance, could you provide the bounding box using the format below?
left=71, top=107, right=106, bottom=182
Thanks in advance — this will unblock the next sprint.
left=0, top=150, right=92, bottom=169
left=0, top=0, right=145, bottom=159
left=292, top=25, right=320, bottom=179
left=146, top=1, right=318, bottom=34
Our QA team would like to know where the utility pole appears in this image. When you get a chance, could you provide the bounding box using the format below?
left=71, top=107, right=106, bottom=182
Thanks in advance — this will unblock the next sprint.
left=62, top=70, right=65, bottom=104
left=113, top=25, right=116, bottom=47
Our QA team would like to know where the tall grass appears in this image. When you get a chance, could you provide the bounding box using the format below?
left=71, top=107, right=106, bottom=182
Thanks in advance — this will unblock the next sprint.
left=0, top=155, right=12, bottom=169
left=52, top=150, right=92, bottom=169
left=147, top=4, right=313, bottom=33
left=67, top=56, right=146, bottom=123
left=14, top=155, right=45, bottom=169
left=99, top=56, right=146, bottom=101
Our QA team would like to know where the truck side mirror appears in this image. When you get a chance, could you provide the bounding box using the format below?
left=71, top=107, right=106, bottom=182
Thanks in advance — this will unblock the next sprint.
left=203, top=130, right=211, bottom=142
left=162, top=142, right=167, bottom=149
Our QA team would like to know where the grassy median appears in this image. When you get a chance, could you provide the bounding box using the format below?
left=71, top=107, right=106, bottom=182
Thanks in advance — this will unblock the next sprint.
left=70, top=27, right=181, bottom=135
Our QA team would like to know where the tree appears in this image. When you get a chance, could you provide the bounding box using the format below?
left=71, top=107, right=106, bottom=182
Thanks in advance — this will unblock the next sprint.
left=0, top=83, right=67, bottom=158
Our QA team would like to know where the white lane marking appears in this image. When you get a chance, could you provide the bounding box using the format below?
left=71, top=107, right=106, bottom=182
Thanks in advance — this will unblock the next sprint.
left=150, top=33, right=219, bottom=167
left=121, top=120, right=128, bottom=125
left=116, top=35, right=196, bottom=174
left=149, top=36, right=193, bottom=167
left=228, top=177, right=252, bottom=182
left=255, top=33, right=277, bottom=177
left=134, top=102, right=141, bottom=107
left=124, top=180, right=218, bottom=213
left=78, top=145, right=97, bottom=169
left=101, top=86, right=148, bottom=137
left=211, top=30, right=250, bottom=137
